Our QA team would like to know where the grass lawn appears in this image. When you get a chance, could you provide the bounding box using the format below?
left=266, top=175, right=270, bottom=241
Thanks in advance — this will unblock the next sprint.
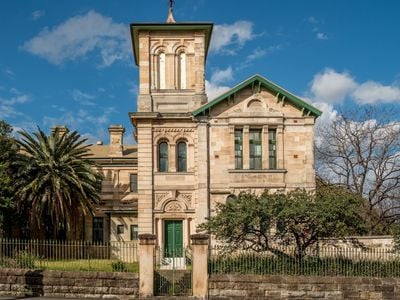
left=36, top=259, right=139, bottom=273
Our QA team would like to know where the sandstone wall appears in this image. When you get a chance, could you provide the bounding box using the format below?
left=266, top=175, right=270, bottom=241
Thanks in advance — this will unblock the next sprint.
left=209, top=274, right=400, bottom=299
left=0, top=269, right=138, bottom=299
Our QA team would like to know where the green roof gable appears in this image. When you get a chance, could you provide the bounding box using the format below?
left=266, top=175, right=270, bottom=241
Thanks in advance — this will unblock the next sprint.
left=192, top=74, right=322, bottom=117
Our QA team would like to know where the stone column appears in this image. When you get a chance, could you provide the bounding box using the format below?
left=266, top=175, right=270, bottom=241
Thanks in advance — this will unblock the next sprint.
left=277, top=125, right=284, bottom=169
left=243, top=126, right=250, bottom=170
left=139, top=234, right=156, bottom=298
left=262, top=125, right=269, bottom=169
left=191, top=234, right=209, bottom=299
left=229, top=125, right=235, bottom=170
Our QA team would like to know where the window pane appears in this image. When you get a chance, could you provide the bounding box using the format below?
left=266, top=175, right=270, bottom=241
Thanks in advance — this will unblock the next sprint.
left=130, top=174, right=137, bottom=192
left=178, top=53, right=186, bottom=89
left=159, top=142, right=168, bottom=172
left=177, top=142, right=187, bottom=172
left=158, top=53, right=166, bottom=89
left=249, top=129, right=262, bottom=170
left=234, top=129, right=243, bottom=169
left=269, top=129, right=277, bottom=169
left=92, top=217, right=104, bottom=243
left=117, top=225, right=124, bottom=234
left=131, top=225, right=138, bottom=240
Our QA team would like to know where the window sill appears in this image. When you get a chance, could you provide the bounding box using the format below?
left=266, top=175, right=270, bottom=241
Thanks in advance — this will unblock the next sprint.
left=228, top=169, right=287, bottom=174
left=155, top=171, right=195, bottom=175
left=151, top=89, right=195, bottom=93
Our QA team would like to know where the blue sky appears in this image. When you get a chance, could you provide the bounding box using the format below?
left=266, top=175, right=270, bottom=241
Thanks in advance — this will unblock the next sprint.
left=1, top=0, right=400, bottom=144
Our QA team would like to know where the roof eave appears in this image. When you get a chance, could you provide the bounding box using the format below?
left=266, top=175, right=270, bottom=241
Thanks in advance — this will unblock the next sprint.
left=130, top=22, right=213, bottom=66
left=192, top=74, right=322, bottom=118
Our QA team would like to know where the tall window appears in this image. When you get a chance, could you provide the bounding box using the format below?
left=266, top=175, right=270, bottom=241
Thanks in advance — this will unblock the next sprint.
left=130, top=225, right=138, bottom=240
left=178, top=52, right=186, bottom=89
left=158, top=52, right=166, bottom=89
left=130, top=174, right=137, bottom=192
left=158, top=142, right=168, bottom=172
left=177, top=141, right=187, bottom=172
left=269, top=129, right=277, bottom=169
left=249, top=129, right=262, bottom=169
left=92, top=217, right=104, bottom=243
left=234, top=129, right=243, bottom=169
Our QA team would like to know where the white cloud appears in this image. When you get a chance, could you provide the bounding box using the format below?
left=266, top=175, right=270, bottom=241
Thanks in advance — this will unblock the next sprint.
left=310, top=68, right=357, bottom=103
left=205, top=80, right=230, bottom=101
left=210, top=21, right=254, bottom=54
left=72, top=89, right=96, bottom=105
left=0, top=90, right=31, bottom=119
left=309, top=68, right=400, bottom=105
left=352, top=81, right=400, bottom=104
left=210, top=67, right=233, bottom=84
left=316, top=32, right=328, bottom=40
left=307, top=16, right=318, bottom=25
left=43, top=107, right=117, bottom=134
left=246, top=48, right=267, bottom=63
left=32, top=10, right=45, bottom=21
left=22, top=10, right=130, bottom=67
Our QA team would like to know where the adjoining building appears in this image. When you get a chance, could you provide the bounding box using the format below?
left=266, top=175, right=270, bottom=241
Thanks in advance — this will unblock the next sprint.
left=81, top=10, right=322, bottom=250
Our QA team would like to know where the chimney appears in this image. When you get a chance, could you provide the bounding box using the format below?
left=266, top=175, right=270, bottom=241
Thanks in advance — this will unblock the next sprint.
left=108, top=125, right=125, bottom=156
left=51, top=125, right=69, bottom=138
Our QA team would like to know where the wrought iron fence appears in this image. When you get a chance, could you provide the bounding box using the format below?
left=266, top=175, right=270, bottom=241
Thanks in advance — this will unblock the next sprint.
left=209, top=245, right=400, bottom=277
left=154, top=246, right=192, bottom=296
left=0, top=239, right=138, bottom=272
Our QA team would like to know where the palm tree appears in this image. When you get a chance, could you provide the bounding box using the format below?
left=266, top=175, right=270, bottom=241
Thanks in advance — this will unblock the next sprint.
left=15, top=128, right=101, bottom=239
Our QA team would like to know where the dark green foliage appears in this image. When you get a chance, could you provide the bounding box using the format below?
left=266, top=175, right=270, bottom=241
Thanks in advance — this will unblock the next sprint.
left=199, top=192, right=276, bottom=251
left=0, top=120, right=19, bottom=236
left=275, top=181, right=366, bottom=257
left=15, top=128, right=102, bottom=238
left=200, top=181, right=366, bottom=256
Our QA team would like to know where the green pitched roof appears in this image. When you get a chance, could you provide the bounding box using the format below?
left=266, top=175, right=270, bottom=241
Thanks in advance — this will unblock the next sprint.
left=192, top=74, right=322, bottom=117
left=130, top=22, right=213, bottom=66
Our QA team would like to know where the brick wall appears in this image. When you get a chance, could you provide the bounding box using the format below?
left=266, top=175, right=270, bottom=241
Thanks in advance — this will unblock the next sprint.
left=209, top=274, right=400, bottom=299
left=0, top=268, right=138, bottom=299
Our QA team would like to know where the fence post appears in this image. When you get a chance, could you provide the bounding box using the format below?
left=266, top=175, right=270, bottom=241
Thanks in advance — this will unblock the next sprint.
left=191, top=234, right=209, bottom=299
left=138, top=234, right=156, bottom=298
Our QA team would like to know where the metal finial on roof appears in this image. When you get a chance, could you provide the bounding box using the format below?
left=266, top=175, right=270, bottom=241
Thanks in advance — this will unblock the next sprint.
left=166, top=0, right=176, bottom=23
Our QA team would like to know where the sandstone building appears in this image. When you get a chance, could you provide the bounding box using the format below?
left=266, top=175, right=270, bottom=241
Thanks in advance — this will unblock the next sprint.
left=84, top=12, right=322, bottom=252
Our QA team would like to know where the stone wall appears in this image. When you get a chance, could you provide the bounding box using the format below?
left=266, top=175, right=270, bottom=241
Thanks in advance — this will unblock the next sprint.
left=209, top=274, right=400, bottom=299
left=0, top=268, right=138, bottom=299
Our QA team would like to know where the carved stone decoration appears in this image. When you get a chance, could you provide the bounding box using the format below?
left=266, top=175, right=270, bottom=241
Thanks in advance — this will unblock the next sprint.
left=155, top=193, right=169, bottom=208
left=178, top=193, right=192, bottom=208
left=165, top=201, right=182, bottom=212
left=153, top=128, right=194, bottom=133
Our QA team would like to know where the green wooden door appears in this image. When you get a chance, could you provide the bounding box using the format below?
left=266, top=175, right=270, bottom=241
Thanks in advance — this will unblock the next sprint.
left=164, top=220, right=183, bottom=257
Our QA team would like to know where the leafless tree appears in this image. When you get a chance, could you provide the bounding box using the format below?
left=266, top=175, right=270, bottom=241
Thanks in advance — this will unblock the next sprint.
left=316, top=106, right=400, bottom=234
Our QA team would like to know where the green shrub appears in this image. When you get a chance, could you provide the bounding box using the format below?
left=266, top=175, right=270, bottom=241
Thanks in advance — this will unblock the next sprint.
left=15, top=251, right=36, bottom=269
left=111, top=260, right=127, bottom=272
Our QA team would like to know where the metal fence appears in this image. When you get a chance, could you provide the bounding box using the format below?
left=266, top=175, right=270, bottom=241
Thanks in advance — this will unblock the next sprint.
left=0, top=239, right=138, bottom=272
left=209, top=245, right=400, bottom=278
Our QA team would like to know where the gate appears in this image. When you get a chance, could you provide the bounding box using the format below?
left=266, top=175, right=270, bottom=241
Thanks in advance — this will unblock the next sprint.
left=154, top=245, right=192, bottom=296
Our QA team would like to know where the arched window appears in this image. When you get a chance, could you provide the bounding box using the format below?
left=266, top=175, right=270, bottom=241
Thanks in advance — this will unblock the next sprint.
left=158, top=52, right=166, bottom=89
left=177, top=141, right=187, bottom=172
left=158, top=142, right=168, bottom=172
left=178, top=52, right=186, bottom=89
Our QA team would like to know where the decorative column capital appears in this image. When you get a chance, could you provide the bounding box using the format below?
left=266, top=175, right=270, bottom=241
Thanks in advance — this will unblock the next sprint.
left=190, top=234, right=209, bottom=245
left=139, top=233, right=156, bottom=245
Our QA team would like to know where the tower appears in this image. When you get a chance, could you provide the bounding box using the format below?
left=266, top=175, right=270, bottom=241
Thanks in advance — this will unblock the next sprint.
left=129, top=8, right=213, bottom=240
left=130, top=18, right=213, bottom=113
